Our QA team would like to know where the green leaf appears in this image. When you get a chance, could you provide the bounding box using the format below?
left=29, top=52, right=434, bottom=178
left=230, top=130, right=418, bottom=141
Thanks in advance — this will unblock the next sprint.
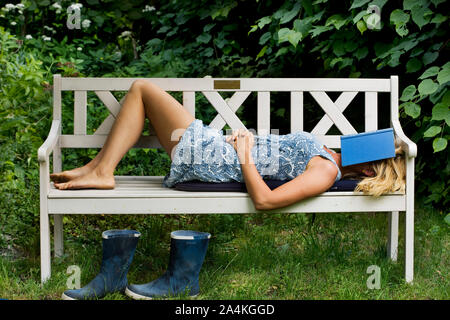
left=406, top=58, right=422, bottom=73
left=390, top=9, right=410, bottom=36
left=259, top=32, right=272, bottom=45
left=326, top=14, right=347, bottom=30
left=423, top=51, right=439, bottom=65
left=277, top=28, right=291, bottom=43
left=275, top=47, right=289, bottom=58
left=431, top=102, right=450, bottom=122
left=396, top=24, right=409, bottom=37
left=390, top=9, right=410, bottom=25
left=256, top=46, right=268, bottom=60
left=310, top=25, right=333, bottom=38
left=293, top=18, right=313, bottom=35
left=400, top=85, right=417, bottom=101
left=196, top=33, right=212, bottom=44
left=418, top=79, right=439, bottom=95
left=353, top=10, right=368, bottom=24
left=257, top=16, right=272, bottom=29
left=403, top=0, right=421, bottom=10
left=403, top=102, right=421, bottom=118
left=332, top=40, right=346, bottom=57
left=411, top=5, right=433, bottom=29
left=355, top=47, right=369, bottom=60
left=388, top=51, right=402, bottom=67
left=357, top=20, right=367, bottom=34
left=287, top=31, right=303, bottom=48
left=350, top=0, right=371, bottom=9
left=423, top=126, right=442, bottom=138
left=432, top=137, right=447, bottom=152
left=419, top=66, right=440, bottom=79
left=442, top=91, right=450, bottom=106
left=280, top=3, right=301, bottom=24
left=345, top=41, right=358, bottom=52
left=248, top=25, right=258, bottom=35
left=431, top=13, right=447, bottom=24
left=437, top=65, right=450, bottom=85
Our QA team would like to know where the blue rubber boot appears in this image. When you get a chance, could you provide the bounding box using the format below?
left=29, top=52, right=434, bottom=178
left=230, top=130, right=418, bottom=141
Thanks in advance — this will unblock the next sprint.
left=125, top=230, right=211, bottom=299
left=62, top=229, right=141, bottom=300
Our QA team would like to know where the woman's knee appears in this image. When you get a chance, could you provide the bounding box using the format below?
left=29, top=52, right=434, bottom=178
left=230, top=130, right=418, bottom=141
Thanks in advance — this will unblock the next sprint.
left=130, top=79, right=156, bottom=94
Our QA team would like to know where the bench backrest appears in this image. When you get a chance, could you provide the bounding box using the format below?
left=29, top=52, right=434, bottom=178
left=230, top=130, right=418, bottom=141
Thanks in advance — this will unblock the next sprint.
left=52, top=75, right=399, bottom=150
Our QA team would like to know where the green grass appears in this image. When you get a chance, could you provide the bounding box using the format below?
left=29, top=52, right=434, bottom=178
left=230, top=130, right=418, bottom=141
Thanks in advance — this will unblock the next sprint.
left=0, top=201, right=448, bottom=300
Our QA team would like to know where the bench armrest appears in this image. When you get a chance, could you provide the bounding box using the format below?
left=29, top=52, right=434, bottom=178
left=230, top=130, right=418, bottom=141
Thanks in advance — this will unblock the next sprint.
left=38, top=120, right=60, bottom=163
left=392, top=120, right=417, bottom=158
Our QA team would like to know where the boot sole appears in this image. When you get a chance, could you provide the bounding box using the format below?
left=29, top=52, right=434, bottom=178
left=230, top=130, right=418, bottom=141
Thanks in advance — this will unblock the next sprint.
left=125, top=287, right=199, bottom=300
left=61, top=292, right=76, bottom=300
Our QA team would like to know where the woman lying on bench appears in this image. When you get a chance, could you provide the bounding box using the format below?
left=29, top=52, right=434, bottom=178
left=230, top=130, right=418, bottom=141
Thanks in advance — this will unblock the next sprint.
left=50, top=80, right=405, bottom=210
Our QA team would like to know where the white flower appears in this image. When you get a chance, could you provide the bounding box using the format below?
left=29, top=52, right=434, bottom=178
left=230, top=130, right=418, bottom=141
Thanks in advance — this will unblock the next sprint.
left=119, top=31, right=132, bottom=38
left=81, top=19, right=91, bottom=28
left=68, top=3, right=83, bottom=10
left=142, top=5, right=156, bottom=13
left=16, top=3, right=25, bottom=9
left=52, top=2, right=62, bottom=13
left=5, top=4, right=15, bottom=10
left=11, top=21, right=17, bottom=26
left=42, top=35, right=51, bottom=41
left=77, top=47, right=82, bottom=51
left=25, top=34, right=33, bottom=39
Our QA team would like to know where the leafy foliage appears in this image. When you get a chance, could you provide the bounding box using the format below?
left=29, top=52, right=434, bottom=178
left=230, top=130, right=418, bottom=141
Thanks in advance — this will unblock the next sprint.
left=0, top=0, right=449, bottom=254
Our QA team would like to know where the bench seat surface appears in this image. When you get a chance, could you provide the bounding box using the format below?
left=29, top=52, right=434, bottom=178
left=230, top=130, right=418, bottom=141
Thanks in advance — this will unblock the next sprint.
left=47, top=176, right=406, bottom=214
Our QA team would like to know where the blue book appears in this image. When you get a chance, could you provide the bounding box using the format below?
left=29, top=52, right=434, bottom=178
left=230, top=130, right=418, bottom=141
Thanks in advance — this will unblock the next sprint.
left=340, top=128, right=396, bottom=166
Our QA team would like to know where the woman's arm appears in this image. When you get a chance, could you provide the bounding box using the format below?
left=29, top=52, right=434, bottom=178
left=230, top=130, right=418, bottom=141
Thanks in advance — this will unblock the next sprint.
left=228, top=129, right=338, bottom=211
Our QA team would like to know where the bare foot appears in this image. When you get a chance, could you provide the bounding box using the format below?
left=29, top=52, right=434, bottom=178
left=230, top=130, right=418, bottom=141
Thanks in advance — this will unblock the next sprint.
left=50, top=164, right=96, bottom=183
left=53, top=169, right=115, bottom=190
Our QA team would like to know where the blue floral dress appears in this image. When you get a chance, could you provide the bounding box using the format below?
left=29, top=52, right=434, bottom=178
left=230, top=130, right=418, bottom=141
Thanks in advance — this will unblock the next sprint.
left=162, top=119, right=341, bottom=188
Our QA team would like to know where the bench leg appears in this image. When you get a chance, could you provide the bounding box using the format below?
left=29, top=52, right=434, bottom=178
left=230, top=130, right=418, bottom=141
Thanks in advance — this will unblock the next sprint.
left=40, top=208, right=51, bottom=284
left=40, top=160, right=51, bottom=284
left=405, top=206, right=414, bottom=283
left=405, top=158, right=415, bottom=283
left=387, top=211, right=398, bottom=261
left=54, top=215, right=64, bottom=257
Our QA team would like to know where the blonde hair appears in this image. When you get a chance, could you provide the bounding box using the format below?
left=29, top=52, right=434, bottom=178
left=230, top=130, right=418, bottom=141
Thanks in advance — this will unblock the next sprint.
left=350, top=138, right=406, bottom=197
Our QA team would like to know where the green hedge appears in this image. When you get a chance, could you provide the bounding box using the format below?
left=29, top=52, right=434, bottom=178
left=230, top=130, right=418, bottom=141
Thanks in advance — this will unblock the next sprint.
left=0, top=0, right=448, bottom=250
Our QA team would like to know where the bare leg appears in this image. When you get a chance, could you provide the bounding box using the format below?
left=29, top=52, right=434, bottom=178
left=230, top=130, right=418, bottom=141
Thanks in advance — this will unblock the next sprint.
left=53, top=80, right=195, bottom=190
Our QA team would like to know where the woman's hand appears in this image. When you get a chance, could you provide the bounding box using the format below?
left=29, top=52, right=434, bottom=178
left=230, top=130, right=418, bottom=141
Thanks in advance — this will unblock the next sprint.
left=226, top=128, right=255, bottom=163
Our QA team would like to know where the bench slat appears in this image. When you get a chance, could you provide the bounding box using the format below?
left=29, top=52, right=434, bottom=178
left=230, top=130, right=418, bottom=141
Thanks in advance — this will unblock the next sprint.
left=290, top=92, right=303, bottom=132
left=311, top=91, right=358, bottom=135
left=365, top=92, right=378, bottom=131
left=74, top=91, right=87, bottom=135
left=257, top=92, right=270, bottom=135
left=183, top=91, right=195, bottom=116
left=310, top=91, right=357, bottom=135
left=48, top=176, right=405, bottom=198
left=61, top=77, right=391, bottom=92
left=48, top=193, right=406, bottom=214
left=208, top=92, right=251, bottom=130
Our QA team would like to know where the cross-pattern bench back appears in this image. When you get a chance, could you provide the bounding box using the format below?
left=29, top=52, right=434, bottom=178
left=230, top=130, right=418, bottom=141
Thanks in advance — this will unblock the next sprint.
left=53, top=75, right=398, bottom=150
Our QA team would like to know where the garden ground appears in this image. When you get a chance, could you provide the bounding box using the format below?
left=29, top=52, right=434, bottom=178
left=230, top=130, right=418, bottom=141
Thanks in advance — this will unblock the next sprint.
left=0, top=200, right=447, bottom=300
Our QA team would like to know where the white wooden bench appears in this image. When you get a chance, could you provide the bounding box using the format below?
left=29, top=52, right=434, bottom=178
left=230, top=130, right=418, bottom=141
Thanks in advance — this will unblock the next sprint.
left=38, top=75, right=417, bottom=285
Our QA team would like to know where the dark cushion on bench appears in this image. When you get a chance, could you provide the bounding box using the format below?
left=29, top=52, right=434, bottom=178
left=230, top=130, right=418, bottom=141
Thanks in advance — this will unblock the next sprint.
left=174, top=179, right=361, bottom=192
